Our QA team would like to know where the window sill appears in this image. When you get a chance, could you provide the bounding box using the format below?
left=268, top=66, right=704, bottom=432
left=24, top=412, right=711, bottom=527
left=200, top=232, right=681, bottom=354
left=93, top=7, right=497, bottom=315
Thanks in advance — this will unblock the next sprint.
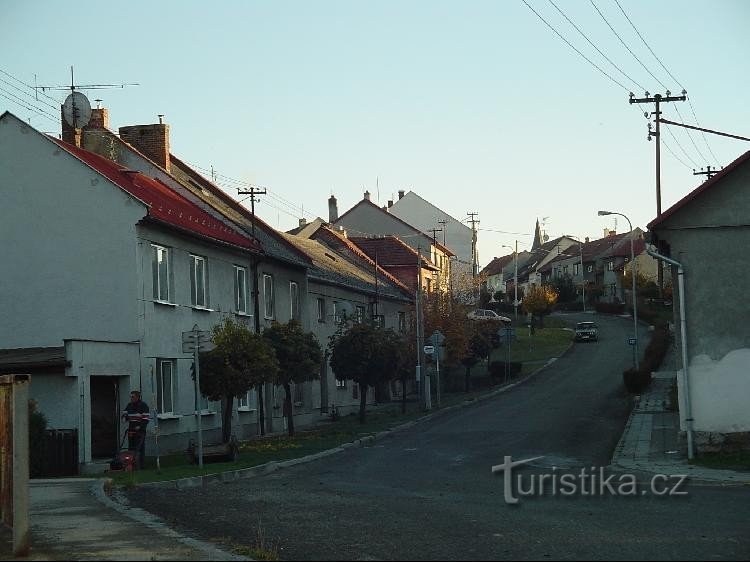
left=154, top=300, right=178, bottom=308
left=234, top=311, right=253, bottom=317
left=157, top=413, right=180, bottom=420
left=192, top=410, right=216, bottom=416
left=237, top=407, right=257, bottom=413
left=293, top=401, right=303, bottom=408
left=191, top=306, right=215, bottom=313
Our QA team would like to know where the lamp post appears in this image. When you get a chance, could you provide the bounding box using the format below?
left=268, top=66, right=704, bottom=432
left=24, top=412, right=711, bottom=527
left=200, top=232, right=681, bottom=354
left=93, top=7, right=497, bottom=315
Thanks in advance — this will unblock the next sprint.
left=598, top=210, right=639, bottom=369
left=564, top=235, right=586, bottom=313
left=501, top=243, right=518, bottom=320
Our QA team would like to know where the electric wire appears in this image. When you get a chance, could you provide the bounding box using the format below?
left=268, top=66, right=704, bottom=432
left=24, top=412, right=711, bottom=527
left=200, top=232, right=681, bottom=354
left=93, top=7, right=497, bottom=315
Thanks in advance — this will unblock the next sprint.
left=520, top=0, right=630, bottom=92
left=0, top=88, right=59, bottom=126
left=547, top=0, right=645, bottom=92
left=589, top=0, right=668, bottom=90
left=664, top=121, right=699, bottom=168
left=0, top=76, right=59, bottom=112
left=672, top=103, right=708, bottom=163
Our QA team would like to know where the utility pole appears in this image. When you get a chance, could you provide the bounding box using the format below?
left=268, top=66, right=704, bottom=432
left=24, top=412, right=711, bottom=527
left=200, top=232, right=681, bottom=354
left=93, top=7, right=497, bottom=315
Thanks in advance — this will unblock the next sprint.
left=629, top=90, right=686, bottom=293
left=514, top=240, right=519, bottom=320
left=467, top=212, right=480, bottom=278
left=415, top=246, right=424, bottom=405
left=428, top=227, right=443, bottom=293
left=236, top=185, right=267, bottom=435
left=693, top=166, right=720, bottom=180
left=438, top=219, right=448, bottom=246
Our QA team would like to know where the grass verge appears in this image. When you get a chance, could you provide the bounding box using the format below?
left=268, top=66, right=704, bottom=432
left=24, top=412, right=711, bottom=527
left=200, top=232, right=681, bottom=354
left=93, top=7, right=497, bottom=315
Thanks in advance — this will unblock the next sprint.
left=690, top=451, right=750, bottom=472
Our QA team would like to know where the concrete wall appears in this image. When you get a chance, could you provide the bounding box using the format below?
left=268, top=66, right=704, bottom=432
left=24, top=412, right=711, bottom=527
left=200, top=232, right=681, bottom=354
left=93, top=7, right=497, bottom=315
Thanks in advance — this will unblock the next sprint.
left=0, top=114, right=145, bottom=348
left=655, top=161, right=750, bottom=442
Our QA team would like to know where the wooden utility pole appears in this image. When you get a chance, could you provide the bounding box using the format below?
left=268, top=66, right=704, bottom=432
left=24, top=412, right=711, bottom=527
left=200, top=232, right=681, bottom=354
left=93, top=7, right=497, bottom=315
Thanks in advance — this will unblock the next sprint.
left=629, top=91, right=686, bottom=293
left=236, top=185, right=267, bottom=434
left=437, top=219, right=448, bottom=246
left=467, top=212, right=480, bottom=278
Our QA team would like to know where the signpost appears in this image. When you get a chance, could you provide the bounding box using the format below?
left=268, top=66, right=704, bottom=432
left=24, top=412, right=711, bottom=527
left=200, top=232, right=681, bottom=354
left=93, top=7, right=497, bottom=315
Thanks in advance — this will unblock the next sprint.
left=497, top=325, right=517, bottom=382
left=428, top=330, right=445, bottom=408
left=182, top=324, right=214, bottom=469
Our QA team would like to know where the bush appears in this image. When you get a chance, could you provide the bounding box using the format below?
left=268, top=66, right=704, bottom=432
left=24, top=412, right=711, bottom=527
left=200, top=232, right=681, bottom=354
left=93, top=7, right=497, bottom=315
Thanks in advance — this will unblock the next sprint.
left=489, top=361, right=523, bottom=381
left=623, top=368, right=651, bottom=394
left=622, top=326, right=670, bottom=394
left=29, top=400, right=48, bottom=478
left=595, top=302, right=625, bottom=315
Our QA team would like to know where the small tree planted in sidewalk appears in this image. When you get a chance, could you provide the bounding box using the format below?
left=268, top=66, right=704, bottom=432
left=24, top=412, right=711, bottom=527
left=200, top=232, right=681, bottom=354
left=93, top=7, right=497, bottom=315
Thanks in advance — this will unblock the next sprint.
left=201, top=318, right=279, bottom=443
left=329, top=322, right=402, bottom=423
left=522, top=284, right=558, bottom=328
left=263, top=321, right=323, bottom=436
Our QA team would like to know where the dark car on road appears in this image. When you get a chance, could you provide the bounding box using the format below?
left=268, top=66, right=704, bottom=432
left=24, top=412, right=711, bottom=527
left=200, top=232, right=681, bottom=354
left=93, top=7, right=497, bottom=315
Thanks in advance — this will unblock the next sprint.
left=575, top=321, right=599, bottom=342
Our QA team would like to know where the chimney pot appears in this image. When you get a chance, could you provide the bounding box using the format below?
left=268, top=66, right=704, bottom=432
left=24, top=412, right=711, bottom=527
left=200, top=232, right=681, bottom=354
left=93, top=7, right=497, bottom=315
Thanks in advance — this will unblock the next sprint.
left=364, top=190, right=371, bottom=201
left=387, top=200, right=393, bottom=208
left=585, top=236, right=590, bottom=243
left=158, top=114, right=164, bottom=124
left=398, top=190, right=405, bottom=200
left=328, top=194, right=339, bottom=223
left=299, top=218, right=307, bottom=227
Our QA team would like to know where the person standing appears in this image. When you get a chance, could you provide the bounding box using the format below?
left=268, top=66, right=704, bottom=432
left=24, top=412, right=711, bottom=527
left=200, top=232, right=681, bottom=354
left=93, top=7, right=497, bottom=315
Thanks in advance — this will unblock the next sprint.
left=123, top=390, right=150, bottom=469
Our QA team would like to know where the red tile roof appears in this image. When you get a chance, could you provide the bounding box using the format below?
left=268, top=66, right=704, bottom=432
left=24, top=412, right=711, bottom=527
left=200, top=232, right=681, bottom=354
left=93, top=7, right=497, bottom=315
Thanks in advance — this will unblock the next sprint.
left=349, top=236, right=438, bottom=270
left=649, top=150, right=750, bottom=229
left=50, top=138, right=262, bottom=252
left=480, top=254, right=514, bottom=276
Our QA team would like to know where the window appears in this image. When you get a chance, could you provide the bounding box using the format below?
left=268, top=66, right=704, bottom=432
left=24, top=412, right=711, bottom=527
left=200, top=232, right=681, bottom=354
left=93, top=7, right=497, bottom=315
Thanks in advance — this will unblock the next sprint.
left=608, top=261, right=614, bottom=271
left=374, top=315, right=385, bottom=328
left=425, top=278, right=432, bottom=293
left=234, top=266, right=248, bottom=314
left=290, top=281, right=300, bottom=321
left=238, top=389, right=257, bottom=411
left=263, top=274, right=274, bottom=319
left=336, top=378, right=346, bottom=389
left=563, top=265, right=569, bottom=276
left=398, top=312, right=406, bottom=333
left=190, top=255, right=207, bottom=307
left=156, top=359, right=175, bottom=414
left=587, top=264, right=593, bottom=273
left=333, top=302, right=341, bottom=323
left=573, top=263, right=580, bottom=276
left=294, top=383, right=303, bottom=405
left=356, top=305, right=366, bottom=324
left=151, top=245, right=170, bottom=302
left=317, top=298, right=326, bottom=323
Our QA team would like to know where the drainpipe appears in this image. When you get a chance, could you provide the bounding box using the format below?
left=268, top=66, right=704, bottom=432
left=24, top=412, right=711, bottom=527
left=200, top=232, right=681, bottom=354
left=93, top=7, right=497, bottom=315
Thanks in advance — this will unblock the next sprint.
left=646, top=247, right=694, bottom=460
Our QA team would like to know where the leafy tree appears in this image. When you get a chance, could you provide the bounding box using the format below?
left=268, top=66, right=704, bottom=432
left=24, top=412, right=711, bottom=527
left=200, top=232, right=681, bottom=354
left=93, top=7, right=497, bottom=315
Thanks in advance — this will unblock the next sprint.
left=263, top=321, right=323, bottom=436
left=522, top=285, right=558, bottom=328
left=329, top=322, right=401, bottom=423
left=550, top=275, right=577, bottom=304
left=461, top=330, right=492, bottom=392
left=201, top=318, right=278, bottom=443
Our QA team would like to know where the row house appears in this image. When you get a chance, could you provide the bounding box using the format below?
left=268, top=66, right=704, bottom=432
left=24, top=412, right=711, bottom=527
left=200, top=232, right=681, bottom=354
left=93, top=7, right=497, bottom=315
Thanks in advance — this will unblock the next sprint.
left=329, top=193, right=455, bottom=294
left=0, top=111, right=281, bottom=470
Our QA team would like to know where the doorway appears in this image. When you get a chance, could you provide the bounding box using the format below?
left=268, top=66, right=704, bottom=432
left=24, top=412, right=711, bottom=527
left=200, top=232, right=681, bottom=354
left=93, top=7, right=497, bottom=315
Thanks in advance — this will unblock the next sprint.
left=90, top=377, right=120, bottom=459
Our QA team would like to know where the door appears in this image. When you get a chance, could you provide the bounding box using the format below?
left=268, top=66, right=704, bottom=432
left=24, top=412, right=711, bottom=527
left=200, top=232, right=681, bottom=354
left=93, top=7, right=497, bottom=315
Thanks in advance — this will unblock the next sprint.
left=90, top=377, right=120, bottom=458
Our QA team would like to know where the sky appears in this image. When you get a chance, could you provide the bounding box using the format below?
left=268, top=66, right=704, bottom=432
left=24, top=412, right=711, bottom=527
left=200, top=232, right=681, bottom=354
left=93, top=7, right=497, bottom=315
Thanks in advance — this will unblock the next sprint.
left=3, top=0, right=749, bottom=266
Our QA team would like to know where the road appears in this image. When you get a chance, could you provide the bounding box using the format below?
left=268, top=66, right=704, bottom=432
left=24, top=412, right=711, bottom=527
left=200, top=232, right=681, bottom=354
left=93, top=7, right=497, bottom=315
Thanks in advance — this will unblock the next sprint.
left=126, top=314, right=750, bottom=560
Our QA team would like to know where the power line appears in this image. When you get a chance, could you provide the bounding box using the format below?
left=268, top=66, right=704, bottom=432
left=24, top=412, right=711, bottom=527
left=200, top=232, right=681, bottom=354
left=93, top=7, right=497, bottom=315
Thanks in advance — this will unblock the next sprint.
left=672, top=103, right=708, bottom=164
left=686, top=97, right=720, bottom=164
left=0, top=68, right=61, bottom=106
left=0, top=88, right=59, bottom=126
left=0, top=76, right=59, bottom=112
left=664, top=120, right=698, bottom=168
left=520, top=0, right=630, bottom=92
left=547, top=0, right=645, bottom=92
left=661, top=137, right=692, bottom=170
left=589, top=0, right=668, bottom=90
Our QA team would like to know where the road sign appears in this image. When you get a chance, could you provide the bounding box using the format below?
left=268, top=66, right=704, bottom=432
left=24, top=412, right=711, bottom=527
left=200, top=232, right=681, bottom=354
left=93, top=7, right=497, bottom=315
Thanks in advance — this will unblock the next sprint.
left=182, top=328, right=214, bottom=353
left=423, top=345, right=435, bottom=355
left=628, top=338, right=637, bottom=346
left=428, top=330, right=445, bottom=346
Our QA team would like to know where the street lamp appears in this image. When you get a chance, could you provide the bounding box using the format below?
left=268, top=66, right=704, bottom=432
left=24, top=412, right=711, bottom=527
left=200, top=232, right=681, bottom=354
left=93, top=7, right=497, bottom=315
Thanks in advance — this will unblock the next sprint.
left=501, top=243, right=518, bottom=320
left=598, top=210, right=639, bottom=369
left=564, top=234, right=586, bottom=313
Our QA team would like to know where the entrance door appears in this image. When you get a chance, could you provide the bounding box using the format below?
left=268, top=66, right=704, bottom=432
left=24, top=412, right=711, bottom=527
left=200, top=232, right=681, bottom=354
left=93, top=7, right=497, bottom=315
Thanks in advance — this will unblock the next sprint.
left=90, top=377, right=119, bottom=459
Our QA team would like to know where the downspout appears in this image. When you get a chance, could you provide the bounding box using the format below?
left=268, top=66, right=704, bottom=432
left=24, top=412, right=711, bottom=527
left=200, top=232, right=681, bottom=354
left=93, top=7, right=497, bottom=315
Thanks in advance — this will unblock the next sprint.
left=646, top=247, right=694, bottom=460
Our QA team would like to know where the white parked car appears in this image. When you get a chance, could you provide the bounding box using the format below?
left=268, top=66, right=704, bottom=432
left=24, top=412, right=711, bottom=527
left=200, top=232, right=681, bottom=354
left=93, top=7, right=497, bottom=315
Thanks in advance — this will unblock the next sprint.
left=467, top=309, right=512, bottom=323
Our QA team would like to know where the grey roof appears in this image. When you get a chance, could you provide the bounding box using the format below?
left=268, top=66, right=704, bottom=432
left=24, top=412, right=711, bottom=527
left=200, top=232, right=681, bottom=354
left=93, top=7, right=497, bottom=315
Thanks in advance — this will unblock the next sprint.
left=0, top=347, right=68, bottom=374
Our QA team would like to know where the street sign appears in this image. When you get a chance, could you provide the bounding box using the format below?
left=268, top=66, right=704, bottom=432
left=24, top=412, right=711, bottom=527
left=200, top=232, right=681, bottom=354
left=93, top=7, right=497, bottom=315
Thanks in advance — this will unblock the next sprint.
left=423, top=345, right=435, bottom=355
left=628, top=338, right=637, bottom=346
left=428, top=330, right=445, bottom=346
left=182, top=328, right=214, bottom=353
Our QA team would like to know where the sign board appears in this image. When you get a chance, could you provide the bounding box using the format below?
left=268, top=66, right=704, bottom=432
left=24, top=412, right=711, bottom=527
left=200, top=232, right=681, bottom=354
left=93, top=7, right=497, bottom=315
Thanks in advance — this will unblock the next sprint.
left=182, top=328, right=214, bottom=353
left=628, top=338, right=637, bottom=346
left=423, top=345, right=435, bottom=355
left=428, top=330, right=446, bottom=346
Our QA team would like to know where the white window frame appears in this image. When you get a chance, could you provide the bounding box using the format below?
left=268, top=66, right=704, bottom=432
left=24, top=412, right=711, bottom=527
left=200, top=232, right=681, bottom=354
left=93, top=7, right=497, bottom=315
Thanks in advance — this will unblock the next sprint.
left=290, top=281, right=300, bottom=321
left=151, top=244, right=171, bottom=303
left=574, top=263, right=580, bottom=276
left=333, top=302, right=341, bottom=324
left=190, top=254, right=208, bottom=308
left=398, top=312, right=406, bottom=333
left=356, top=305, right=366, bottom=324
left=336, top=378, right=347, bottom=389
left=317, top=298, right=326, bottom=323
left=234, top=266, right=248, bottom=314
left=263, top=274, right=275, bottom=319
left=293, top=382, right=303, bottom=406
left=156, top=359, right=175, bottom=415
left=608, top=261, right=614, bottom=271
left=238, top=389, right=257, bottom=411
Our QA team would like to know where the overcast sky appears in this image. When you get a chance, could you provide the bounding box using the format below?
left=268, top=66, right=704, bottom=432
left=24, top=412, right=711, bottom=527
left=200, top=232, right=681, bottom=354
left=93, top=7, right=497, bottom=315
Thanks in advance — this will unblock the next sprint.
left=3, top=0, right=748, bottom=265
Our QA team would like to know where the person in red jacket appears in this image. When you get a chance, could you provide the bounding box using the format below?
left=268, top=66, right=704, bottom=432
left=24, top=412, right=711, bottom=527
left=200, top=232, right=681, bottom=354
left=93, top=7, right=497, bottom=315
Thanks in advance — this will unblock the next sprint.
left=122, top=390, right=150, bottom=469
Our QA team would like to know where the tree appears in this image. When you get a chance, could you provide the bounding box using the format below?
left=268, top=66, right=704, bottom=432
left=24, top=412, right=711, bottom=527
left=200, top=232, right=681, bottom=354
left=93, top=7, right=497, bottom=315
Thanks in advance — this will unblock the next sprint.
left=201, top=318, right=278, bottom=443
left=329, top=322, right=401, bottom=423
left=461, top=329, right=492, bottom=392
left=522, top=285, right=558, bottom=328
left=550, top=275, right=577, bottom=304
left=263, top=321, right=323, bottom=436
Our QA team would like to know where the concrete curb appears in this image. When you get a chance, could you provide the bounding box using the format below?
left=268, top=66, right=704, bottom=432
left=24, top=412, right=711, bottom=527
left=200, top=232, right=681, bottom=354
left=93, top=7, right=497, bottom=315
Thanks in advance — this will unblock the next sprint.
left=122, top=339, right=575, bottom=492
left=92, top=480, right=248, bottom=560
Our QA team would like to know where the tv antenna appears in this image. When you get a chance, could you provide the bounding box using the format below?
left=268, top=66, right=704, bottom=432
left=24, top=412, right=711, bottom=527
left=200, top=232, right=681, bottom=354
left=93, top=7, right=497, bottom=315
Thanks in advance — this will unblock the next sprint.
left=541, top=216, right=550, bottom=243
left=37, top=66, right=139, bottom=128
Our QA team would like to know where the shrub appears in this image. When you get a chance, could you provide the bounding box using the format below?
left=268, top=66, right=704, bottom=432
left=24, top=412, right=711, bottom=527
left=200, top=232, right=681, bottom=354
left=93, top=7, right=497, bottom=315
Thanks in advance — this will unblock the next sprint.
left=623, top=368, right=651, bottom=394
left=489, top=361, right=523, bottom=381
left=595, top=302, right=625, bottom=315
left=29, top=400, right=47, bottom=478
left=622, top=326, right=670, bottom=394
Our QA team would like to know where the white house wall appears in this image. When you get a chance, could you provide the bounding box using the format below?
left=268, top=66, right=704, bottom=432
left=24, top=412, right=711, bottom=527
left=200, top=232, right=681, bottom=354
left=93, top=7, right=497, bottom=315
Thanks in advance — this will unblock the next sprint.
left=0, top=114, right=145, bottom=348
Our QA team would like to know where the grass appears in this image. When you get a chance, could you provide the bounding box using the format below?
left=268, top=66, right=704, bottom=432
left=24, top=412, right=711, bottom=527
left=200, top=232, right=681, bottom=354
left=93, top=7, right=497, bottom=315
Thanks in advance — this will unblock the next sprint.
left=690, top=451, right=750, bottom=472
left=491, top=326, right=574, bottom=364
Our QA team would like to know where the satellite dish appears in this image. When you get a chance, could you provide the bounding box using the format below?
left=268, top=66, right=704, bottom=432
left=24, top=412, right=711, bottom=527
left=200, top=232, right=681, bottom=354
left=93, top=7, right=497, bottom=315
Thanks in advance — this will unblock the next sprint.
left=62, top=91, right=92, bottom=128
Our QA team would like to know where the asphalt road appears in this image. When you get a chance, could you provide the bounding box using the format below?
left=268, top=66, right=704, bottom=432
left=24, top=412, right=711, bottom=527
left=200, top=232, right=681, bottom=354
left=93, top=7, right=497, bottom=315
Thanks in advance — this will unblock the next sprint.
left=126, top=314, right=750, bottom=560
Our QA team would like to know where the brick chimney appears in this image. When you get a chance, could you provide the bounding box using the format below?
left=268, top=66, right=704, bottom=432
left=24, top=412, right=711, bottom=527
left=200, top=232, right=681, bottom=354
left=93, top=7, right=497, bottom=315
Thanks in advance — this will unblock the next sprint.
left=328, top=195, right=338, bottom=223
left=87, top=108, right=109, bottom=130
left=387, top=199, right=393, bottom=208
left=364, top=190, right=371, bottom=201
left=398, top=190, right=405, bottom=200
left=119, top=121, right=170, bottom=173
left=298, top=217, right=307, bottom=227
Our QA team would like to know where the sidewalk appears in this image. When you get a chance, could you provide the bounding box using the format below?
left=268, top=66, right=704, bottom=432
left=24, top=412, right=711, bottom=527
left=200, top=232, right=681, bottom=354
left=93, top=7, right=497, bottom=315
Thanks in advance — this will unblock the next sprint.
left=610, top=343, right=750, bottom=485
left=1, top=479, right=245, bottom=561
